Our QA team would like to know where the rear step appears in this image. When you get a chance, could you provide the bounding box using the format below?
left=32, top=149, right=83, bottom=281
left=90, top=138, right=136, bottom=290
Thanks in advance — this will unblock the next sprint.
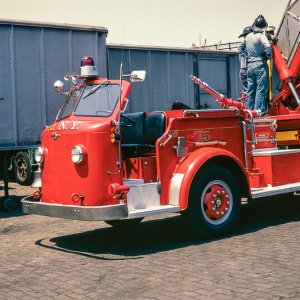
left=251, top=182, right=300, bottom=199
left=127, top=205, right=180, bottom=219
left=123, top=179, right=180, bottom=218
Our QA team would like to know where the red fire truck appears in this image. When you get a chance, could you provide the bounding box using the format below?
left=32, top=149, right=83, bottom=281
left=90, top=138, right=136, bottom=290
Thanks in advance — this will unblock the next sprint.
left=22, top=33, right=300, bottom=238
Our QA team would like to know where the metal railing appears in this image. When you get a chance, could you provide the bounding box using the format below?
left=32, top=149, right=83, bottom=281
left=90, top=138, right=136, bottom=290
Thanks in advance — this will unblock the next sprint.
left=200, top=42, right=240, bottom=51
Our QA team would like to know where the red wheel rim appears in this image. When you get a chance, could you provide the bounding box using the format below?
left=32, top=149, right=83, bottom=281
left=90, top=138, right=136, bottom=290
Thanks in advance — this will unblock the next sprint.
left=201, top=180, right=233, bottom=225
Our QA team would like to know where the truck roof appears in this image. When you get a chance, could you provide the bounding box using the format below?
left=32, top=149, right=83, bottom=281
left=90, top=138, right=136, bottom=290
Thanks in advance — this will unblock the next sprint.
left=107, top=43, right=238, bottom=56
left=0, top=18, right=108, bottom=33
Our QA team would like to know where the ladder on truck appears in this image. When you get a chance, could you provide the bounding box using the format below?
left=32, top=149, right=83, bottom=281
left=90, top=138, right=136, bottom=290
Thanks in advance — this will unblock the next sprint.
left=245, top=115, right=300, bottom=199
left=190, top=74, right=300, bottom=200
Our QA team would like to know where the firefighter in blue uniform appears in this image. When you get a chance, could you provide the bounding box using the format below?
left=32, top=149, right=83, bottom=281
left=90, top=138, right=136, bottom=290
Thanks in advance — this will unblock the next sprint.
left=239, top=15, right=272, bottom=116
left=238, top=26, right=253, bottom=93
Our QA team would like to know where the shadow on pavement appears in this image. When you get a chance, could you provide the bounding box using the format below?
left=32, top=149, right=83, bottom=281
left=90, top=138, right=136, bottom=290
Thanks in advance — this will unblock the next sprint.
left=36, top=195, right=300, bottom=259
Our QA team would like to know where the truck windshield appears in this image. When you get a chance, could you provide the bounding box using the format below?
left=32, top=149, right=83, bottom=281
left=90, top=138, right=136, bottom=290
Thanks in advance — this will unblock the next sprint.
left=74, top=84, right=120, bottom=117
left=56, top=87, right=83, bottom=121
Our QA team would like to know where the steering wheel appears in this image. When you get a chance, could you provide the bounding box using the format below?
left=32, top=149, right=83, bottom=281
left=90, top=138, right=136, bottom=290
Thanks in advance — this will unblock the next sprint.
left=120, top=114, right=135, bottom=127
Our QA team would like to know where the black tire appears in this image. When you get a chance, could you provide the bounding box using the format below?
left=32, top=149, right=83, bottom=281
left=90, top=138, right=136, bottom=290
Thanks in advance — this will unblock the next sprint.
left=105, top=218, right=143, bottom=228
left=14, top=152, right=34, bottom=186
left=182, top=165, right=241, bottom=239
left=1, top=197, right=18, bottom=211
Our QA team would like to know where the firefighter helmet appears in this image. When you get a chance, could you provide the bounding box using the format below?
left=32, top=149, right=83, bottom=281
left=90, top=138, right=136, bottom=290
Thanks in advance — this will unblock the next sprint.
left=252, top=15, right=268, bottom=32
left=238, top=26, right=253, bottom=38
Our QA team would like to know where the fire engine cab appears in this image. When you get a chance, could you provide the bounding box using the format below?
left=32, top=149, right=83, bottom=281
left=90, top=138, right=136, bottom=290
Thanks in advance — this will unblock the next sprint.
left=22, top=35, right=300, bottom=238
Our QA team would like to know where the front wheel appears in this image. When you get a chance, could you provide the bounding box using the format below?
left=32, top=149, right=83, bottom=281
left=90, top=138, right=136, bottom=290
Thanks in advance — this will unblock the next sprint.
left=182, top=165, right=241, bottom=239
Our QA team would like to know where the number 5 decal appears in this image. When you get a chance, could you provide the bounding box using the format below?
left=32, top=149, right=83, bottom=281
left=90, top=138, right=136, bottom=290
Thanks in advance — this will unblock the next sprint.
left=202, top=131, right=210, bottom=142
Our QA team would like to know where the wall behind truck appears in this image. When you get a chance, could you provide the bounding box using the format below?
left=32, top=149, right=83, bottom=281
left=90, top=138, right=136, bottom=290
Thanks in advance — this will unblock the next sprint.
left=0, top=20, right=107, bottom=188
left=0, top=19, right=108, bottom=150
left=107, top=45, right=240, bottom=112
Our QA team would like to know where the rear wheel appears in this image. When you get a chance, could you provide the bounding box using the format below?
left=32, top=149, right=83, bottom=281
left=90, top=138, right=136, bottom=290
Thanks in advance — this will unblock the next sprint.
left=183, top=165, right=241, bottom=238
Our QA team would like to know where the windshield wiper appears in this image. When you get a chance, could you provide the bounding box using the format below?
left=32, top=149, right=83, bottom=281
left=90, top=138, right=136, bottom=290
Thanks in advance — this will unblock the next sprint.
left=82, top=80, right=109, bottom=99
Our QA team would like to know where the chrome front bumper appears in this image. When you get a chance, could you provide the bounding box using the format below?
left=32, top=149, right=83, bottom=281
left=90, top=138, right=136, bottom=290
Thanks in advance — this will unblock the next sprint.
left=21, top=196, right=128, bottom=221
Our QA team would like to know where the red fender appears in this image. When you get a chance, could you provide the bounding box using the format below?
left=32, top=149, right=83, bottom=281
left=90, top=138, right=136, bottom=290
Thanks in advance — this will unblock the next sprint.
left=169, top=147, right=249, bottom=210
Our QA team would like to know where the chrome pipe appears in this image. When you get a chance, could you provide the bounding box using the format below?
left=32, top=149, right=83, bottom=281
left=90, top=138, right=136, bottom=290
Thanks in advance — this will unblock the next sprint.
left=242, top=121, right=249, bottom=171
left=288, top=81, right=300, bottom=105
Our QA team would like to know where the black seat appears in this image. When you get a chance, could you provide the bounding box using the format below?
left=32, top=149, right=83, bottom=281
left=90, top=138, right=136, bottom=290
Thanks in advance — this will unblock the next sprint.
left=144, top=113, right=165, bottom=145
left=120, top=112, right=145, bottom=145
left=121, top=112, right=145, bottom=158
left=121, top=112, right=165, bottom=158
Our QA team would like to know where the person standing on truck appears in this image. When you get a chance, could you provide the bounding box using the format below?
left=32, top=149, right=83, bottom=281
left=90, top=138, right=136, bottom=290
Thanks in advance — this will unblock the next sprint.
left=238, top=26, right=253, bottom=93
left=239, top=15, right=272, bottom=116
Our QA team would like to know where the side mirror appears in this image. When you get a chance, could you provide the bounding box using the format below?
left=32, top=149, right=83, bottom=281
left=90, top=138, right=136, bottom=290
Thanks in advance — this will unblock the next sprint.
left=54, top=80, right=65, bottom=94
left=130, top=70, right=146, bottom=82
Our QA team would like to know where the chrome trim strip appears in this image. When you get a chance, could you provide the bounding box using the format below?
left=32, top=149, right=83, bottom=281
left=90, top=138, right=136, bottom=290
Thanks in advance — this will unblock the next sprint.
left=183, top=108, right=236, bottom=117
left=169, top=174, right=185, bottom=205
left=253, top=148, right=300, bottom=156
left=251, top=182, right=300, bottom=199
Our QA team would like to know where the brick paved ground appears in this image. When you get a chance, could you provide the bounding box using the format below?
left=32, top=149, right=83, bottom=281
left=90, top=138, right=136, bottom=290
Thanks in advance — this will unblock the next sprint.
left=1, top=182, right=300, bottom=299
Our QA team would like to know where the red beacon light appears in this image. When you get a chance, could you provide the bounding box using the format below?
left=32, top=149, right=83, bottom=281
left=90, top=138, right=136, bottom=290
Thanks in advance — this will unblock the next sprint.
left=80, top=56, right=98, bottom=78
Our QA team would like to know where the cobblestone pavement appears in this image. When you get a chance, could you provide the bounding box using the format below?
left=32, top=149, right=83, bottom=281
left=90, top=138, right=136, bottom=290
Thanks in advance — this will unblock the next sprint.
left=1, top=182, right=300, bottom=300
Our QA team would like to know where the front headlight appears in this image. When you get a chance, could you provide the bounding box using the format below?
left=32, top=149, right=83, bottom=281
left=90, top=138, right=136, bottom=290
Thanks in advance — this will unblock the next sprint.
left=35, top=147, right=44, bottom=163
left=71, top=145, right=85, bottom=164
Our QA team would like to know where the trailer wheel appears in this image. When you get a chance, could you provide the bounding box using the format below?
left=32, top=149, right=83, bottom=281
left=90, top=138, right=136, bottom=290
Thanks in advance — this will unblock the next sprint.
left=183, top=166, right=241, bottom=238
left=1, top=197, right=18, bottom=211
left=14, top=152, right=33, bottom=186
left=105, top=218, right=143, bottom=228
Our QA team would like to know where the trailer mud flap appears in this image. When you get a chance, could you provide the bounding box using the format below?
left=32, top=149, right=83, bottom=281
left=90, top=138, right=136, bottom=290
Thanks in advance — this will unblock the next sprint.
left=21, top=196, right=128, bottom=221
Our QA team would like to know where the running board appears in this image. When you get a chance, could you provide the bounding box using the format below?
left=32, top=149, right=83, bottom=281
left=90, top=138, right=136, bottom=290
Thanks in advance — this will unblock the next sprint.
left=126, top=205, right=180, bottom=219
left=251, top=182, right=300, bottom=199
